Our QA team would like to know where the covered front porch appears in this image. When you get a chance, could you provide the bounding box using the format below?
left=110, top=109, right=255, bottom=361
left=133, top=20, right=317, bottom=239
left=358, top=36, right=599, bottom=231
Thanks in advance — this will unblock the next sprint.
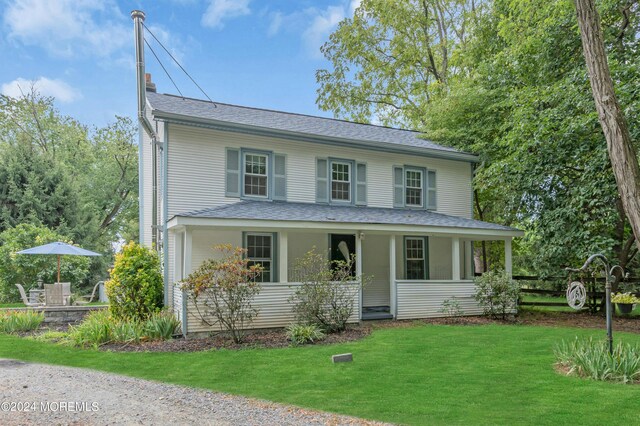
left=167, top=202, right=521, bottom=334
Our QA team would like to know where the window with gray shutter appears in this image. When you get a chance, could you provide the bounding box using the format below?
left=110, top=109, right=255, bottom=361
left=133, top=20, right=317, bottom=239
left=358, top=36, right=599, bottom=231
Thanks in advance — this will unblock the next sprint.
left=355, top=162, right=367, bottom=205
left=393, top=166, right=404, bottom=207
left=225, top=148, right=241, bottom=197
left=273, top=154, right=287, bottom=201
left=426, top=170, right=437, bottom=210
left=316, top=158, right=328, bottom=203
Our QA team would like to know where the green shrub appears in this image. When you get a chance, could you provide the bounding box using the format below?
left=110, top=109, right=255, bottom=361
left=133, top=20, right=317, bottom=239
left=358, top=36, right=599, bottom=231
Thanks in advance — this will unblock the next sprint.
left=106, top=241, right=163, bottom=322
left=474, top=270, right=520, bottom=320
left=289, top=249, right=363, bottom=333
left=0, top=310, right=44, bottom=333
left=69, top=310, right=113, bottom=347
left=439, top=297, right=465, bottom=320
left=286, top=323, right=325, bottom=345
left=0, top=224, right=91, bottom=302
left=555, top=338, right=640, bottom=384
left=143, top=311, right=180, bottom=340
left=111, top=320, right=143, bottom=344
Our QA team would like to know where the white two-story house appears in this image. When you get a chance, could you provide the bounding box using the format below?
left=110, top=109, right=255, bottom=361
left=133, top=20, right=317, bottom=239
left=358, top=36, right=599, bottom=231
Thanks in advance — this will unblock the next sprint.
left=137, top=78, right=522, bottom=335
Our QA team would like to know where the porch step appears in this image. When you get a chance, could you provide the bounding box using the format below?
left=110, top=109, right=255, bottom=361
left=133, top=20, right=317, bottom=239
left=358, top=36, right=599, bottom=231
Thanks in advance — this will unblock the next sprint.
left=362, top=306, right=393, bottom=321
left=362, top=312, right=394, bottom=321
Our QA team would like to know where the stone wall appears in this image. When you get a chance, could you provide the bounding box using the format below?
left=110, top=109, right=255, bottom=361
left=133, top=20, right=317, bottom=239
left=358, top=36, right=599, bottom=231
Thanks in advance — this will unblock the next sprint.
left=0, top=306, right=108, bottom=324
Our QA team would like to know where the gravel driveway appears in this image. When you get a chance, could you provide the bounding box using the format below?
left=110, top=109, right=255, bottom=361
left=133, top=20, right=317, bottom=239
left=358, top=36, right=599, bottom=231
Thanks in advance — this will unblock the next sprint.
left=0, top=359, right=388, bottom=425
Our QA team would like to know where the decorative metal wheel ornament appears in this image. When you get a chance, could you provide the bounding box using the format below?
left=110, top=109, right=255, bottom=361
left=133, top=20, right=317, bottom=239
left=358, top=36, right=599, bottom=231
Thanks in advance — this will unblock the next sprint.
left=566, top=280, right=587, bottom=310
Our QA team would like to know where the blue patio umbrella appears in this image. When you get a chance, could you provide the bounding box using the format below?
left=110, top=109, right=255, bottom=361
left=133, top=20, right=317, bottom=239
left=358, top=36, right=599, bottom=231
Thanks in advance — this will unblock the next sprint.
left=17, top=242, right=101, bottom=283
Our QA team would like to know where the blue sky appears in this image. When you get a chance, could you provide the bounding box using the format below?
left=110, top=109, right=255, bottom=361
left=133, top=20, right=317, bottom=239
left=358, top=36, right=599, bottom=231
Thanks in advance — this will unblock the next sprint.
left=0, top=0, right=360, bottom=127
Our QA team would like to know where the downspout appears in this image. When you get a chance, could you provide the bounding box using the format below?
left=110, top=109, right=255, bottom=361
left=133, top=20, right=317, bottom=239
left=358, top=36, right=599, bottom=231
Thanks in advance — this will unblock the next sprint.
left=131, top=10, right=160, bottom=250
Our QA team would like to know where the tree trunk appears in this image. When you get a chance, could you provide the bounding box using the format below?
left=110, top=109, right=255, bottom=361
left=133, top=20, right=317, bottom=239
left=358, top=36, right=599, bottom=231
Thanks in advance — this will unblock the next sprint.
left=575, top=0, right=640, bottom=253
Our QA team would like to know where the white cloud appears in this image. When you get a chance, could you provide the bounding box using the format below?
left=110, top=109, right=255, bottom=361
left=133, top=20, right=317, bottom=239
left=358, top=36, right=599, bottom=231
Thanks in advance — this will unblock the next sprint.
left=267, top=11, right=283, bottom=37
left=2, top=77, right=82, bottom=103
left=202, top=0, right=251, bottom=29
left=267, top=1, right=358, bottom=58
left=3, top=0, right=128, bottom=58
left=349, top=0, right=362, bottom=15
left=303, top=5, right=346, bottom=58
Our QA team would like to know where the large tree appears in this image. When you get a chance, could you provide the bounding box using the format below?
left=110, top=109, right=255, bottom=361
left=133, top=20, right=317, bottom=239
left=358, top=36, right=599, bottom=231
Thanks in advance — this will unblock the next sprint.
left=316, top=0, right=640, bottom=276
left=0, top=90, right=139, bottom=288
left=574, top=0, right=640, bottom=254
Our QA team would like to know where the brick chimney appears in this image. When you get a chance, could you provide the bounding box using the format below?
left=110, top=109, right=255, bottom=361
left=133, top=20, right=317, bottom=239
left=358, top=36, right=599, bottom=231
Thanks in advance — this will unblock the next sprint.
left=145, top=73, right=156, bottom=92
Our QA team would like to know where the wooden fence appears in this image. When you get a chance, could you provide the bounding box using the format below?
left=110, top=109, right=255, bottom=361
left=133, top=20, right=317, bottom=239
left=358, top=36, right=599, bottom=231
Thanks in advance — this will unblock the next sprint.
left=514, top=275, right=640, bottom=311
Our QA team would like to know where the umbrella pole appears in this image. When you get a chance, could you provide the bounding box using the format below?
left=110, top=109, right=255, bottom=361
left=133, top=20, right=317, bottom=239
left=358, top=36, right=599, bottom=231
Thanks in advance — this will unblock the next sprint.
left=57, top=255, right=60, bottom=283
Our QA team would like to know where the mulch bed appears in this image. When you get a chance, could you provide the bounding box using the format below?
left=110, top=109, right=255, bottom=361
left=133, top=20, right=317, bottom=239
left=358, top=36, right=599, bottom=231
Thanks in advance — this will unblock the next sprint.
left=100, top=325, right=372, bottom=353
left=22, top=309, right=639, bottom=353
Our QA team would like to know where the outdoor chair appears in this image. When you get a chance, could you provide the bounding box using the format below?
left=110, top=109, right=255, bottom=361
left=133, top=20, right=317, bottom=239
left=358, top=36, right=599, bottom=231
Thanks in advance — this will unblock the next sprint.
left=58, top=282, right=71, bottom=305
left=44, top=283, right=64, bottom=306
left=76, top=282, right=102, bottom=305
left=15, top=284, right=43, bottom=307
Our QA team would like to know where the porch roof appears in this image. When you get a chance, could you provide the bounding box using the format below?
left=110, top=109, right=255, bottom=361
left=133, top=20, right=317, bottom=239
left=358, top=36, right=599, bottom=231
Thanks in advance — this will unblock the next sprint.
left=168, top=201, right=523, bottom=238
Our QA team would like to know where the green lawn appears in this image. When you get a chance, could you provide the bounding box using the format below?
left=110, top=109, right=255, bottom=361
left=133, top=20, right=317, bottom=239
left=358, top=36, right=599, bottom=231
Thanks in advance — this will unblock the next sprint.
left=1, top=323, right=639, bottom=425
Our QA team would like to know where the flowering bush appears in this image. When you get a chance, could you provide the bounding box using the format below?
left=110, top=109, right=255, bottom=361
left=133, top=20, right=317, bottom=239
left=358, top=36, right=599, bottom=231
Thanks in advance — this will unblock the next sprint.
left=474, top=270, right=520, bottom=320
left=611, top=293, right=640, bottom=304
left=182, top=245, right=262, bottom=343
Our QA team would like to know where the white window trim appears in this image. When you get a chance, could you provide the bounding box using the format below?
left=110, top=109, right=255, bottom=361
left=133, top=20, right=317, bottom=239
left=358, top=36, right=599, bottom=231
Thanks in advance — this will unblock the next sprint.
left=243, top=152, right=269, bottom=199
left=404, top=236, right=427, bottom=280
left=244, top=232, right=276, bottom=283
left=405, top=168, right=424, bottom=208
left=330, top=160, right=352, bottom=203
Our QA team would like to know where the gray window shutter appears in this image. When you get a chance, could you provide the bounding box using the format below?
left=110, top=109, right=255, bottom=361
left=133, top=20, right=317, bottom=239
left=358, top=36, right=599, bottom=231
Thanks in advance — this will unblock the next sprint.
left=316, top=158, right=328, bottom=203
left=393, top=166, right=404, bottom=208
left=426, top=170, right=437, bottom=210
left=355, top=162, right=367, bottom=206
left=225, top=148, right=241, bottom=197
left=273, top=154, right=287, bottom=201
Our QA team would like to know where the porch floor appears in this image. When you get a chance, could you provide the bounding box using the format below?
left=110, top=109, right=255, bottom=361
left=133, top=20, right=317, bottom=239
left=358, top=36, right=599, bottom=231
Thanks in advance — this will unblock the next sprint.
left=362, top=306, right=393, bottom=321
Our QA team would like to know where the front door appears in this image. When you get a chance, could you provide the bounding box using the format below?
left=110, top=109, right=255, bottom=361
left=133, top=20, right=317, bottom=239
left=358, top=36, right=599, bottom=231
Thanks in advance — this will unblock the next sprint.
left=330, top=234, right=356, bottom=276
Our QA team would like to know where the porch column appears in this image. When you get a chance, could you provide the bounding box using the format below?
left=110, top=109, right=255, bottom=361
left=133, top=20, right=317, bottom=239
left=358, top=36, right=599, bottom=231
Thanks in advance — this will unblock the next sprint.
left=356, top=232, right=363, bottom=320
left=278, top=231, right=288, bottom=283
left=464, top=241, right=474, bottom=279
left=505, top=238, right=513, bottom=277
left=452, top=237, right=461, bottom=281
left=183, top=227, right=193, bottom=277
left=389, top=235, right=396, bottom=318
left=174, top=230, right=184, bottom=282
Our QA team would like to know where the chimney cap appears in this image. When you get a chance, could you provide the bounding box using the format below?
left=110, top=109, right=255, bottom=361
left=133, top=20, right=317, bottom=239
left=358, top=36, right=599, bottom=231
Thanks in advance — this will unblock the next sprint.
left=131, top=10, right=145, bottom=21
left=145, top=73, right=156, bottom=92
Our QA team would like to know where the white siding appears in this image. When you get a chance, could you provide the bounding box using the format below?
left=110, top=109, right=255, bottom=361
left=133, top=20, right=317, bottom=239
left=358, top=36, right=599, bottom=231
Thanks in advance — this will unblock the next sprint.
left=190, top=229, right=242, bottom=271
left=166, top=124, right=472, bottom=218
left=184, top=283, right=361, bottom=333
left=429, top=237, right=452, bottom=280
left=172, top=283, right=183, bottom=332
left=395, top=280, right=483, bottom=319
left=287, top=232, right=327, bottom=281
left=362, top=234, right=390, bottom=307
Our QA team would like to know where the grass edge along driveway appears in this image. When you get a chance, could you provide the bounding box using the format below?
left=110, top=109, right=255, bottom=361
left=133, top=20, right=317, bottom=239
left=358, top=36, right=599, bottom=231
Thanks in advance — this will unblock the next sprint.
left=1, top=323, right=639, bottom=425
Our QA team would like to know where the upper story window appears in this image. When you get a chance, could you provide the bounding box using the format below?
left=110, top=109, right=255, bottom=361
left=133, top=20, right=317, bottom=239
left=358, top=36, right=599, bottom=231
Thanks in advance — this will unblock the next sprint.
left=405, top=169, right=423, bottom=207
left=226, top=148, right=287, bottom=201
left=244, top=153, right=268, bottom=198
left=316, top=158, right=367, bottom=206
left=331, top=161, right=351, bottom=202
left=394, top=165, right=436, bottom=210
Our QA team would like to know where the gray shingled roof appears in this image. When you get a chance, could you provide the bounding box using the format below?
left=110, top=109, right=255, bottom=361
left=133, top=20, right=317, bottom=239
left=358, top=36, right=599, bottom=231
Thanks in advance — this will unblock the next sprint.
left=147, top=92, right=474, bottom=159
left=175, top=201, right=519, bottom=233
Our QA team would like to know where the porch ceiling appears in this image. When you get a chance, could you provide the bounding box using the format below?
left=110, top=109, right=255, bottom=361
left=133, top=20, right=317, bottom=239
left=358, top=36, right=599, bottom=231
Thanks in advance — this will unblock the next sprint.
left=167, top=201, right=523, bottom=239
